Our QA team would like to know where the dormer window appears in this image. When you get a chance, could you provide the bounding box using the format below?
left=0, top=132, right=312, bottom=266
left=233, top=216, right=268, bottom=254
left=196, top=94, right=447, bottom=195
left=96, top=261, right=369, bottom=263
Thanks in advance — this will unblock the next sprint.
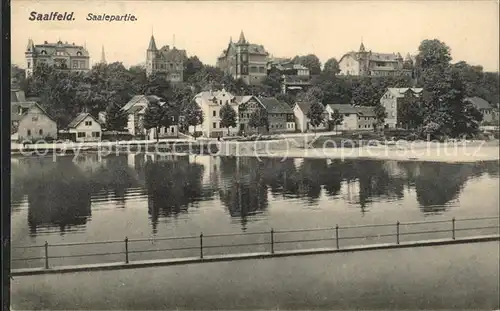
left=41, top=50, right=47, bottom=55
left=77, top=51, right=82, bottom=56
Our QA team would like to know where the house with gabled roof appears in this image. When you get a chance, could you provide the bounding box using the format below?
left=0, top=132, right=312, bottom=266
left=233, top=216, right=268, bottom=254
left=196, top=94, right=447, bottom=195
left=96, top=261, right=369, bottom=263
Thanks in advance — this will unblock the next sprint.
left=339, top=42, right=413, bottom=77
left=380, top=87, right=423, bottom=128
left=192, top=88, right=240, bottom=138
left=238, top=96, right=295, bottom=134
left=463, top=97, right=498, bottom=125
left=11, top=91, right=58, bottom=142
left=121, top=95, right=179, bottom=139
left=62, top=112, right=102, bottom=142
left=216, top=31, right=269, bottom=85
left=293, top=101, right=329, bottom=133
left=325, top=104, right=377, bottom=131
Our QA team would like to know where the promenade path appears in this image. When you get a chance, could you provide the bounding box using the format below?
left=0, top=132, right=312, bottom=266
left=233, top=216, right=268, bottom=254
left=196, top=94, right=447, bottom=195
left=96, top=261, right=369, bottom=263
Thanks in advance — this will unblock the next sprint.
left=11, top=241, right=499, bottom=310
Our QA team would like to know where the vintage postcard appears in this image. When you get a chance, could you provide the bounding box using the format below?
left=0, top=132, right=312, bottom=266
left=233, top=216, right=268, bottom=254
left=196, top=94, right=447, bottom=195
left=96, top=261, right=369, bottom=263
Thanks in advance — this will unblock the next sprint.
left=7, top=0, right=500, bottom=310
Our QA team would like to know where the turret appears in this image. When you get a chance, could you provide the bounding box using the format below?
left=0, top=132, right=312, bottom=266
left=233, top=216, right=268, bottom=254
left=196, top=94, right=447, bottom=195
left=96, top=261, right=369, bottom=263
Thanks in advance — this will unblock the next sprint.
left=146, top=34, right=158, bottom=76
left=237, top=30, right=247, bottom=45
left=25, top=39, right=36, bottom=78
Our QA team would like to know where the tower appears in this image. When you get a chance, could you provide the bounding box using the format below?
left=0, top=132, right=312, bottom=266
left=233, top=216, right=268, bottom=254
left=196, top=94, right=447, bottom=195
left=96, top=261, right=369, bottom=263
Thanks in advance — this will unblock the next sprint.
left=25, top=38, right=36, bottom=77
left=146, top=34, right=158, bottom=77
left=236, top=30, right=249, bottom=82
left=358, top=40, right=369, bottom=76
left=100, top=45, right=107, bottom=64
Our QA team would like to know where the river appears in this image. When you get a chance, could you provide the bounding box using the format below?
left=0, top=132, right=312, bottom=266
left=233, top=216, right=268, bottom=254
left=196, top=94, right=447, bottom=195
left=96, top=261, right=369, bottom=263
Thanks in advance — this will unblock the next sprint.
left=11, top=153, right=499, bottom=268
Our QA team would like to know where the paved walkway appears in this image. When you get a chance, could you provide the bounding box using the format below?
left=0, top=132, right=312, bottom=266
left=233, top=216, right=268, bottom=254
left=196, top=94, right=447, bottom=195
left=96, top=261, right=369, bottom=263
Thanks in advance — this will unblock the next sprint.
left=11, top=242, right=499, bottom=310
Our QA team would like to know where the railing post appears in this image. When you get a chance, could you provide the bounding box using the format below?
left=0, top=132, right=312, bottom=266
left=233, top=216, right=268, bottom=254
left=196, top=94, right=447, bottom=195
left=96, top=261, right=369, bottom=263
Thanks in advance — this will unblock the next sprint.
left=396, top=221, right=400, bottom=245
left=452, top=218, right=456, bottom=240
left=124, top=237, right=129, bottom=264
left=270, top=229, right=274, bottom=254
left=200, top=233, right=203, bottom=259
left=335, top=225, right=339, bottom=249
left=44, top=241, right=49, bottom=269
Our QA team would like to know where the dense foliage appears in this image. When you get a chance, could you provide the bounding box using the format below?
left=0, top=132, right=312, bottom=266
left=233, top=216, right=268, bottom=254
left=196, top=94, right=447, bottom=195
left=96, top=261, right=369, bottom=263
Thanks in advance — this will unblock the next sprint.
left=14, top=38, right=498, bottom=137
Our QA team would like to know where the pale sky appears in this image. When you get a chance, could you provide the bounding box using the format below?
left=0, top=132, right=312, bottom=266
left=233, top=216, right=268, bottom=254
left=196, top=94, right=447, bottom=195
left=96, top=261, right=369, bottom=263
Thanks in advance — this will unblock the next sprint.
left=11, top=0, right=500, bottom=71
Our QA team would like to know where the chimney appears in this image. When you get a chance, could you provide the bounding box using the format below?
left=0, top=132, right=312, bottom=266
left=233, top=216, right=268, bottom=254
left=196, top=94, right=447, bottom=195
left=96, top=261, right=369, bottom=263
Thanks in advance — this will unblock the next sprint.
left=44, top=41, right=48, bottom=44
left=72, top=42, right=75, bottom=45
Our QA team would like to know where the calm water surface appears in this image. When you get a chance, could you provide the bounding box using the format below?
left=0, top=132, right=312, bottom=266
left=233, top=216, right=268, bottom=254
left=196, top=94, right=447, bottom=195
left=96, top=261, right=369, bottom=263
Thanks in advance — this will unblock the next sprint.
left=12, top=153, right=499, bottom=246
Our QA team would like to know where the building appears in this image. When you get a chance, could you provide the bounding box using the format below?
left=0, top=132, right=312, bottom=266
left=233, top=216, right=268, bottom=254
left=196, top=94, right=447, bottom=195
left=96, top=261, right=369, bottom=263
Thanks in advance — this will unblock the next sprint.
left=267, top=59, right=312, bottom=94
left=121, top=95, right=179, bottom=139
left=338, top=42, right=413, bottom=77
left=463, top=97, right=498, bottom=125
left=217, top=31, right=269, bottom=85
left=64, top=113, right=102, bottom=142
left=146, top=34, right=187, bottom=82
left=325, top=104, right=377, bottom=131
left=11, top=89, right=57, bottom=142
left=25, top=39, right=90, bottom=77
left=380, top=87, right=423, bottom=128
left=238, top=96, right=295, bottom=134
left=293, top=102, right=329, bottom=133
left=192, top=88, right=240, bottom=138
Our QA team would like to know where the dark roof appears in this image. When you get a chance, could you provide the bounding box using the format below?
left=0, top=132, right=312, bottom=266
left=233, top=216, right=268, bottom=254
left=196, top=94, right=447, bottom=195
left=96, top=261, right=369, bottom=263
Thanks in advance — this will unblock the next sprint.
left=11, top=101, right=54, bottom=122
left=327, top=104, right=359, bottom=114
left=327, top=104, right=376, bottom=117
left=157, top=46, right=187, bottom=62
left=257, top=97, right=293, bottom=114
left=464, top=97, right=493, bottom=110
left=148, top=35, right=158, bottom=50
left=356, top=106, right=377, bottom=117
left=67, top=113, right=95, bottom=128
left=32, top=40, right=89, bottom=57
left=283, top=75, right=312, bottom=84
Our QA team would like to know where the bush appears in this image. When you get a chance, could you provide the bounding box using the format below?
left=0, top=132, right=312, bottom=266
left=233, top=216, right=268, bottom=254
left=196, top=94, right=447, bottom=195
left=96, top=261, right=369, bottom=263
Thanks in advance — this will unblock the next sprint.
left=192, top=132, right=203, bottom=138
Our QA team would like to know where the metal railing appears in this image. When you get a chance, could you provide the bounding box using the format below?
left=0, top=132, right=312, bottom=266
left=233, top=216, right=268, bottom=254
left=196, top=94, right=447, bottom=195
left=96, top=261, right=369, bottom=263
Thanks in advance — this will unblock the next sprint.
left=11, top=216, right=500, bottom=270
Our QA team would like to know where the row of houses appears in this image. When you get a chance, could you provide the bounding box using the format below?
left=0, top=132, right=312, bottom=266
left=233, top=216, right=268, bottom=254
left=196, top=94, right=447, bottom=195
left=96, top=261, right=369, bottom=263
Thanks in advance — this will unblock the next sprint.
left=11, top=86, right=499, bottom=142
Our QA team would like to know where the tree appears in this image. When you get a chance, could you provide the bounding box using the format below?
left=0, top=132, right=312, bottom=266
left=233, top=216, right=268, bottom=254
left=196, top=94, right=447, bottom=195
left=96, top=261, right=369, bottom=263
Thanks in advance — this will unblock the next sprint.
left=329, top=109, right=344, bottom=133
left=143, top=97, right=175, bottom=142
left=181, top=100, right=204, bottom=138
left=219, top=103, right=237, bottom=135
left=373, top=104, right=387, bottom=131
left=307, top=101, right=325, bottom=133
left=417, top=39, right=452, bottom=70
left=248, top=107, right=269, bottom=134
left=323, top=58, right=340, bottom=75
left=293, top=54, right=322, bottom=75
left=398, top=91, right=424, bottom=129
left=183, top=56, right=204, bottom=82
left=262, top=69, right=282, bottom=96
left=105, top=99, right=127, bottom=131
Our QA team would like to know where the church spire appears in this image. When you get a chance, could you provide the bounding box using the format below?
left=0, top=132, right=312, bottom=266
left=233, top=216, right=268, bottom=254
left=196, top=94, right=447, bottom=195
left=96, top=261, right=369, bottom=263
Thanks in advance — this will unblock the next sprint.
left=359, top=40, right=366, bottom=52
left=148, top=34, right=158, bottom=51
left=101, top=45, right=106, bottom=64
left=237, top=30, right=247, bottom=44
left=26, top=38, right=35, bottom=52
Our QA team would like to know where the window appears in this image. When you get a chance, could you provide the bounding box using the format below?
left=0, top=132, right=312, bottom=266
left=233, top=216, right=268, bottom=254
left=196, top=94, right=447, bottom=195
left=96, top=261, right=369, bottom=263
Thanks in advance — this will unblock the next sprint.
left=213, top=111, right=216, bottom=117
left=73, top=60, right=78, bottom=68
left=78, top=132, right=86, bottom=138
left=80, top=61, right=85, bottom=68
left=219, top=100, right=222, bottom=105
left=32, top=116, right=38, bottom=122
left=85, top=120, right=92, bottom=126
left=27, top=62, right=31, bottom=68
left=27, top=129, right=31, bottom=136
left=41, top=50, right=47, bottom=55
left=77, top=51, right=82, bottom=56
left=92, top=131, right=100, bottom=137
left=213, top=122, right=217, bottom=128
left=170, top=63, right=173, bottom=69
left=226, top=100, right=228, bottom=105
left=39, top=129, right=43, bottom=135
left=171, top=127, right=175, bottom=133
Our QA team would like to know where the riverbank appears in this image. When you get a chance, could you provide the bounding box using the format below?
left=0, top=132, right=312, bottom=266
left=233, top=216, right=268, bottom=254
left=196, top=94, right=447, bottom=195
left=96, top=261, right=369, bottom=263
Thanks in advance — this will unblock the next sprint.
left=10, top=138, right=500, bottom=163
left=218, top=139, right=500, bottom=163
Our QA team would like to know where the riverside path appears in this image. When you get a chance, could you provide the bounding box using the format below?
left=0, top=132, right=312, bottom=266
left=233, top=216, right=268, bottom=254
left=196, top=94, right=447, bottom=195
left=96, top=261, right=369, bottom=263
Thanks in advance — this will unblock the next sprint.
left=11, top=241, right=500, bottom=310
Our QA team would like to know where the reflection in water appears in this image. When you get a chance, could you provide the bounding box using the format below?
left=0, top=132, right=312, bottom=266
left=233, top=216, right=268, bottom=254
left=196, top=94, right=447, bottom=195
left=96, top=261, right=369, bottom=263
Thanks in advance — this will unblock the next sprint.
left=144, top=155, right=205, bottom=234
left=10, top=153, right=500, bottom=237
left=23, top=157, right=92, bottom=235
